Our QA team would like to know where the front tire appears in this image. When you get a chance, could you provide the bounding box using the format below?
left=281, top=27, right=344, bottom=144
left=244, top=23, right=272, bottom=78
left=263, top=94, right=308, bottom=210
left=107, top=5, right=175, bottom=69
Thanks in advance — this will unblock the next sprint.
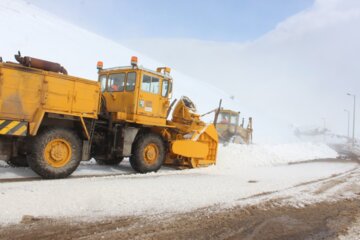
left=27, top=127, right=82, bottom=179
left=130, top=133, right=165, bottom=173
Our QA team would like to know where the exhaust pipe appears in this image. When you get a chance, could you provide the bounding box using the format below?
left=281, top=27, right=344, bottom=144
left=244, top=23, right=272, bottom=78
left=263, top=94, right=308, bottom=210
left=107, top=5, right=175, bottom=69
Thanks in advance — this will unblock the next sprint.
left=15, top=51, right=68, bottom=75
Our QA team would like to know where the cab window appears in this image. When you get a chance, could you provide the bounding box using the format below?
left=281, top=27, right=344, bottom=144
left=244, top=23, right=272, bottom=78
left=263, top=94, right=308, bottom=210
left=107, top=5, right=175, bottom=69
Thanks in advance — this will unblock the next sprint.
left=230, top=115, right=238, bottom=125
left=168, top=81, right=173, bottom=98
left=151, top=78, right=159, bottom=94
left=162, top=79, right=169, bottom=97
left=99, top=75, right=107, bottom=92
left=219, top=113, right=230, bottom=124
left=126, top=72, right=136, bottom=91
left=108, top=73, right=125, bottom=92
left=141, top=75, right=151, bottom=92
left=141, top=74, right=160, bottom=94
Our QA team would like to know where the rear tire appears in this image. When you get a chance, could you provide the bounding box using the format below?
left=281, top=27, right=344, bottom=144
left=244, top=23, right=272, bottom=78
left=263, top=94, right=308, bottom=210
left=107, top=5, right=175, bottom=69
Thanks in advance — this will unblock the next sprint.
left=6, top=155, right=28, bottom=167
left=95, top=157, right=124, bottom=165
left=130, top=133, right=165, bottom=173
left=27, top=127, right=82, bottom=179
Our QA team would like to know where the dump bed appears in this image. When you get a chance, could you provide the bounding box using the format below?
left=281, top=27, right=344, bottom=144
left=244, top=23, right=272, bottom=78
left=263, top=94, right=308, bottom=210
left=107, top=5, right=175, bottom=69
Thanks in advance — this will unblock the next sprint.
left=0, top=62, right=101, bottom=135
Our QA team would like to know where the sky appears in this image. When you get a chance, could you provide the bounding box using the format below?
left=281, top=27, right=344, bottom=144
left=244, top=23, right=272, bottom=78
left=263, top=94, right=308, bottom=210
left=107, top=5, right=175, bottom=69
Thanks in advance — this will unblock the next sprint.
left=25, top=0, right=313, bottom=42
left=4, top=0, right=360, bottom=142
left=121, top=0, right=360, bottom=141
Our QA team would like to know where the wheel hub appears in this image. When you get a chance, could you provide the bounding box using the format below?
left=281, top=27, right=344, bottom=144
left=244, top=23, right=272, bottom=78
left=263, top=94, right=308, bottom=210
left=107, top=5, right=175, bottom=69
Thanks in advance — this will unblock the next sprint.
left=44, top=139, right=72, bottom=168
left=50, top=144, right=66, bottom=161
left=143, top=143, right=158, bottom=165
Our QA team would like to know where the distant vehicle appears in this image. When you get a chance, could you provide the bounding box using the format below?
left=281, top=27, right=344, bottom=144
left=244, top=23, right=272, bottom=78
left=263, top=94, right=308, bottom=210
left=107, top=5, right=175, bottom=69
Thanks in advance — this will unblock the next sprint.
left=294, top=127, right=329, bottom=137
left=215, top=109, right=253, bottom=144
left=202, top=106, right=253, bottom=144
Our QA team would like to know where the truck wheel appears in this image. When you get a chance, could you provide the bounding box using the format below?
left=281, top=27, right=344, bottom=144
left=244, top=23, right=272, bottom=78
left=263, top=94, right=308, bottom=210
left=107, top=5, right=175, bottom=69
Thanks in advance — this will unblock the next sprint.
left=6, top=155, right=28, bottom=167
left=27, top=127, right=82, bottom=179
left=95, top=157, right=124, bottom=165
left=130, top=133, right=165, bottom=173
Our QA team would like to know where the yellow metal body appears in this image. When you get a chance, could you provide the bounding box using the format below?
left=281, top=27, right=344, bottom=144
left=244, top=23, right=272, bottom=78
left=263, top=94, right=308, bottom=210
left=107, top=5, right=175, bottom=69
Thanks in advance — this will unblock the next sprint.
left=0, top=62, right=101, bottom=138
left=99, top=64, right=218, bottom=168
left=165, top=97, right=218, bottom=168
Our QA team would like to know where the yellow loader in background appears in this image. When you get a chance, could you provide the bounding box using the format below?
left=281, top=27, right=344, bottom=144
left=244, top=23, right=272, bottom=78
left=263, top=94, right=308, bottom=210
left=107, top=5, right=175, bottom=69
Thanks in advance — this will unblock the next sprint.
left=0, top=53, right=218, bottom=178
left=215, top=109, right=253, bottom=144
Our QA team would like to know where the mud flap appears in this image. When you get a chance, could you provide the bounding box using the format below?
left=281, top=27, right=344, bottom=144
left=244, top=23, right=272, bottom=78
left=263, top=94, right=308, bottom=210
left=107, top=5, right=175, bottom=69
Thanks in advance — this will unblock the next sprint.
left=82, top=140, right=91, bottom=161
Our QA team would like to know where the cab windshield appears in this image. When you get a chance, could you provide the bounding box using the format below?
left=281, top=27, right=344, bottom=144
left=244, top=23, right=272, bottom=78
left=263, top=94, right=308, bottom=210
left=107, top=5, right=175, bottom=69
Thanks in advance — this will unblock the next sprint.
left=219, top=113, right=238, bottom=125
left=108, top=73, right=125, bottom=92
left=219, top=113, right=230, bottom=124
left=99, top=72, right=137, bottom=92
left=168, top=81, right=173, bottom=98
left=230, top=115, right=238, bottom=125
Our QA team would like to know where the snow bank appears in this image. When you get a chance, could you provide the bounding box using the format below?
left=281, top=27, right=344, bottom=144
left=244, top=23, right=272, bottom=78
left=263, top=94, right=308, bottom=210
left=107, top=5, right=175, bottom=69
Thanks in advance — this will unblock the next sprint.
left=217, top=143, right=338, bottom=170
left=0, top=143, right=346, bottom=225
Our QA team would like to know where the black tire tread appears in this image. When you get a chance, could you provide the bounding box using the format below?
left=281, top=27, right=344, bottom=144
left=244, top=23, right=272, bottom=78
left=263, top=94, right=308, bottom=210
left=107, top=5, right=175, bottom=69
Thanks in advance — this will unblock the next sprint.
left=27, top=127, right=82, bottom=179
left=130, top=133, right=165, bottom=173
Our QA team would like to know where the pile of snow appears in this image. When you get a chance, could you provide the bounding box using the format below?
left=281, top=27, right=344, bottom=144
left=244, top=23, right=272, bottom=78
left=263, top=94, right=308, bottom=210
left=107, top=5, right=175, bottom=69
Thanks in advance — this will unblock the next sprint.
left=349, top=145, right=360, bottom=156
left=217, top=143, right=338, bottom=170
left=0, top=143, right=347, bottom=225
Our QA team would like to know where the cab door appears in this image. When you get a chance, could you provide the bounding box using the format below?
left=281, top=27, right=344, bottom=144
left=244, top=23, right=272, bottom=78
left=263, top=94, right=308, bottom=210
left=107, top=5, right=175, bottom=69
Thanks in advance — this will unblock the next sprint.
left=101, top=73, right=126, bottom=113
left=100, top=72, right=138, bottom=120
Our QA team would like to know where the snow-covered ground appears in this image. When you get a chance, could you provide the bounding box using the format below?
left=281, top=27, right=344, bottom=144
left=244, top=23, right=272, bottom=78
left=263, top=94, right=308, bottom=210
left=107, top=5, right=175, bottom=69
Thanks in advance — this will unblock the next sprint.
left=0, top=143, right=355, bottom=225
left=0, top=142, right=338, bottom=179
left=217, top=142, right=338, bottom=168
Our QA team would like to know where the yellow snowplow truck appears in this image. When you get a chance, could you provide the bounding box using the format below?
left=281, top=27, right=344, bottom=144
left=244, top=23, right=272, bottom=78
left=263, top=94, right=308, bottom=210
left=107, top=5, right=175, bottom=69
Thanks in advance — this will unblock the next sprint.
left=0, top=53, right=218, bottom=179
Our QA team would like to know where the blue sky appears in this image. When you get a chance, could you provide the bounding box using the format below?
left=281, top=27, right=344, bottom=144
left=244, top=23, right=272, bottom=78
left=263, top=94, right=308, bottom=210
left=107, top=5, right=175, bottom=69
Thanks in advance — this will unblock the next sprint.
left=27, top=0, right=313, bottom=42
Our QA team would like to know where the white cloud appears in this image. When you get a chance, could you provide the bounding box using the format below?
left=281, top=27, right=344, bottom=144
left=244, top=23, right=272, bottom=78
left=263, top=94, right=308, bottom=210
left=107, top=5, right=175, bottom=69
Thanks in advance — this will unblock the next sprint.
left=122, top=0, right=360, bottom=142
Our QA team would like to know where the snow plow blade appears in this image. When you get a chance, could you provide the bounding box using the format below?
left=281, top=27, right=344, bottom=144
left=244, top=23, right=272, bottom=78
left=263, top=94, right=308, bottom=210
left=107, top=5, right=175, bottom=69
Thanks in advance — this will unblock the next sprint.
left=172, top=141, right=208, bottom=158
left=165, top=124, right=218, bottom=168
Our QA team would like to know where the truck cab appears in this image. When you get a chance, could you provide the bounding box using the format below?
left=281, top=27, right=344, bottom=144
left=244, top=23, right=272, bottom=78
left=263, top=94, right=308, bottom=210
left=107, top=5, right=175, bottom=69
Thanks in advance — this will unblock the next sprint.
left=218, top=110, right=240, bottom=126
left=97, top=57, right=173, bottom=126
